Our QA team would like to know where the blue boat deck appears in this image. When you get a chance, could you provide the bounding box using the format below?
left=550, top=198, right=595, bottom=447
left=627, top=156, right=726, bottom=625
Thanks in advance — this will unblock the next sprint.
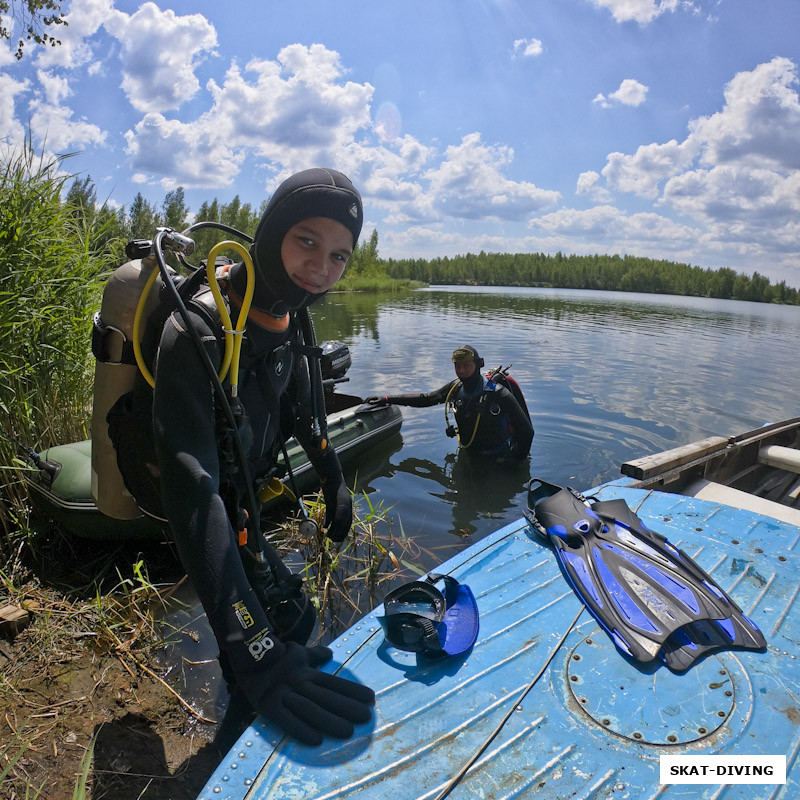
left=199, top=481, right=799, bottom=799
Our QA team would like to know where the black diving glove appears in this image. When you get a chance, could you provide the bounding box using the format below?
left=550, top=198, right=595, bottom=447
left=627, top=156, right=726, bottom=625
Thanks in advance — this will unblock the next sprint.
left=364, top=395, right=389, bottom=406
left=235, top=642, right=375, bottom=745
left=313, top=447, right=353, bottom=543
left=323, top=475, right=353, bottom=543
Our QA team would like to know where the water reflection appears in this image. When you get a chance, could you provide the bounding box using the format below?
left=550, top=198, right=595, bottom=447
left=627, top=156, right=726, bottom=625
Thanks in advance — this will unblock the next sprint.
left=159, top=285, right=800, bottom=729
left=394, top=452, right=531, bottom=538
left=313, top=286, right=800, bottom=555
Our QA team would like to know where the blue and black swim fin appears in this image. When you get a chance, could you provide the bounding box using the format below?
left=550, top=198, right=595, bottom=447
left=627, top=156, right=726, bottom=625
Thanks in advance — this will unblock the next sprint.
left=524, top=479, right=766, bottom=673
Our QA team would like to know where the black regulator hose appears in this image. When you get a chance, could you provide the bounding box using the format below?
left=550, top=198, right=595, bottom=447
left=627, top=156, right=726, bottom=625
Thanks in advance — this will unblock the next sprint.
left=298, top=306, right=328, bottom=446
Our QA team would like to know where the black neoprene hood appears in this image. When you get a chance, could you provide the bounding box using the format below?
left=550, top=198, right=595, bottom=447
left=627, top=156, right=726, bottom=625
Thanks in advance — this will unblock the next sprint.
left=249, top=168, right=364, bottom=315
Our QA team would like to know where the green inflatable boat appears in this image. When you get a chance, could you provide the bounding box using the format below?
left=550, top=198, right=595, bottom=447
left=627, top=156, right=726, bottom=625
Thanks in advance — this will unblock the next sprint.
left=24, top=391, right=402, bottom=541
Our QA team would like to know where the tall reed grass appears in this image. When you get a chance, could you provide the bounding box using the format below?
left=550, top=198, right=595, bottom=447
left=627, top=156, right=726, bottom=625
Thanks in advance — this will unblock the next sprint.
left=0, top=145, right=115, bottom=552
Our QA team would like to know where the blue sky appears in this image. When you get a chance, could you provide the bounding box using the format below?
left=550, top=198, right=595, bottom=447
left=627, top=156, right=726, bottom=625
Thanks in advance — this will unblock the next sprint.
left=1, top=0, right=799, bottom=285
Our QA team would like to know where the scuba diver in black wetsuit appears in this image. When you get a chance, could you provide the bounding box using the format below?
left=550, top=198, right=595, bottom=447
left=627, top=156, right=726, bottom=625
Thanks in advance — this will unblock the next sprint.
left=98, top=169, right=375, bottom=751
left=367, top=345, right=533, bottom=461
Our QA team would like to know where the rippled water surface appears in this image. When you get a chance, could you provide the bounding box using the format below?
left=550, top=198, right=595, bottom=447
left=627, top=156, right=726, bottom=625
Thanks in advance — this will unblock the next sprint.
left=314, top=286, right=800, bottom=546
left=167, top=286, right=800, bottom=718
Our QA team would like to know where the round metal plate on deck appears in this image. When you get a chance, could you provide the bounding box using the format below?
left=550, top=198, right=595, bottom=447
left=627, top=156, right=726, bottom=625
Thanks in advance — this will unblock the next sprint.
left=565, top=634, right=736, bottom=745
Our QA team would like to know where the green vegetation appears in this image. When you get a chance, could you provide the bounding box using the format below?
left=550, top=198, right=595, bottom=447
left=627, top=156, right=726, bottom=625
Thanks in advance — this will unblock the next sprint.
left=0, top=145, right=111, bottom=556
left=0, top=0, right=67, bottom=60
left=383, top=251, right=800, bottom=305
left=0, top=145, right=420, bottom=798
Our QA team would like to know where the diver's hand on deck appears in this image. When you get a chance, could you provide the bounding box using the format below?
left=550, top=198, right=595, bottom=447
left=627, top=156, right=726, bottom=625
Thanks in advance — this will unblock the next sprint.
left=364, top=395, right=390, bottom=406
left=239, top=642, right=375, bottom=745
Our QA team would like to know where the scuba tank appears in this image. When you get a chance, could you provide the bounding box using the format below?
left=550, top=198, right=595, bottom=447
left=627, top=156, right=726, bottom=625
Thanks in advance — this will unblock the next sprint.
left=90, top=241, right=172, bottom=519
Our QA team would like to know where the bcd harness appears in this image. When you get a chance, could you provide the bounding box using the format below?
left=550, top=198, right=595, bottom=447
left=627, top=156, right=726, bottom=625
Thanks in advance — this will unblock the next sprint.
left=444, top=367, right=528, bottom=450
left=92, top=229, right=326, bottom=642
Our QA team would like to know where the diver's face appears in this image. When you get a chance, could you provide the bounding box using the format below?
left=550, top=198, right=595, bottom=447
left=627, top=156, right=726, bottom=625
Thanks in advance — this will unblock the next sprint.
left=281, top=217, right=353, bottom=294
left=454, top=360, right=476, bottom=381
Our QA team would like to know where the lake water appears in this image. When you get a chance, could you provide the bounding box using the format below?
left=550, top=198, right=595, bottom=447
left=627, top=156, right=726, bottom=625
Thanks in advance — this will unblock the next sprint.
left=165, top=286, right=800, bottom=723
left=314, top=285, right=800, bottom=549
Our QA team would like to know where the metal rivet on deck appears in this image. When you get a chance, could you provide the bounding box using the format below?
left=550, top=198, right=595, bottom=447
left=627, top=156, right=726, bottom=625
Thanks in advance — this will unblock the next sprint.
left=602, top=718, right=611, bottom=726
left=633, top=732, right=643, bottom=739
left=717, top=711, right=726, bottom=718
left=667, top=735, right=678, bottom=743
left=779, top=556, right=787, bottom=562
left=732, top=540, right=740, bottom=545
left=698, top=727, right=707, bottom=734
left=755, top=548, right=764, bottom=553
left=570, top=675, right=579, bottom=682
left=572, top=654, right=581, bottom=661
left=725, top=691, right=732, bottom=697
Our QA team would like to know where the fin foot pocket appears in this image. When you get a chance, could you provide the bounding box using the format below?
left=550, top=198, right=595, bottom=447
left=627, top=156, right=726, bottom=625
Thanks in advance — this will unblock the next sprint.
left=523, top=478, right=768, bottom=672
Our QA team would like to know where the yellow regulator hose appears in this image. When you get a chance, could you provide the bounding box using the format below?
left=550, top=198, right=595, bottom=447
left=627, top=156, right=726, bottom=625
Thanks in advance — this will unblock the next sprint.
left=132, top=242, right=256, bottom=395
left=206, top=241, right=255, bottom=397
left=132, top=264, right=161, bottom=388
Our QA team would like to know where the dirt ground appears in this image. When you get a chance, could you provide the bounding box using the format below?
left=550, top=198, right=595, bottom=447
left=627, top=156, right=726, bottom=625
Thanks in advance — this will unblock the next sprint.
left=1, top=500, right=407, bottom=799
left=1, top=638, right=222, bottom=799
left=0, top=532, right=228, bottom=800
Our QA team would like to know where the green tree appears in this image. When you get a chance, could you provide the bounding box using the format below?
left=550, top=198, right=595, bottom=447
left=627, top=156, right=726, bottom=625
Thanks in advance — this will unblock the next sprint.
left=0, top=0, right=67, bottom=59
left=62, top=175, right=125, bottom=274
left=162, top=187, right=188, bottom=231
left=127, top=192, right=159, bottom=239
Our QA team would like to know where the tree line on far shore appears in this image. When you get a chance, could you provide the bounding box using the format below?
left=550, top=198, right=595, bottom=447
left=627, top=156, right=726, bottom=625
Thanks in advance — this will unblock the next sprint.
left=383, top=251, right=799, bottom=305
left=65, top=176, right=799, bottom=305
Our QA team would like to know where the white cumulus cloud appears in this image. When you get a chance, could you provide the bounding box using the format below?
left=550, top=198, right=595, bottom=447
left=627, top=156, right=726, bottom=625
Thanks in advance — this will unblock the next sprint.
left=124, top=43, right=401, bottom=189
left=513, top=38, right=544, bottom=58
left=599, top=58, right=800, bottom=213
left=583, top=57, right=800, bottom=271
left=591, top=0, right=680, bottom=25
left=124, top=112, right=242, bottom=189
left=688, top=57, right=800, bottom=170
left=28, top=97, right=106, bottom=151
left=593, top=78, right=649, bottom=108
left=103, top=2, right=218, bottom=113
left=577, top=170, right=613, bottom=202
left=0, top=73, right=29, bottom=148
left=419, top=133, right=561, bottom=222
left=35, top=0, right=113, bottom=69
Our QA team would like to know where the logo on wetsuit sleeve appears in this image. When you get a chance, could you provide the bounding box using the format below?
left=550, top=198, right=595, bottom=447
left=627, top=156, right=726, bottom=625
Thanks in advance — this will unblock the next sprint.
left=233, top=601, right=254, bottom=629
left=247, top=628, right=276, bottom=661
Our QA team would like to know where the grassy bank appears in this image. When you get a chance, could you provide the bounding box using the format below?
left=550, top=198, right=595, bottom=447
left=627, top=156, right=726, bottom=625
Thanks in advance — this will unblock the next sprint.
left=336, top=273, right=426, bottom=292
left=0, top=145, right=425, bottom=798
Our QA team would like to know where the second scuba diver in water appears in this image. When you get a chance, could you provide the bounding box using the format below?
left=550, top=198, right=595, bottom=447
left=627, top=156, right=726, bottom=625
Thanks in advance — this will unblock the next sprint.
left=367, top=345, right=534, bottom=461
left=108, top=169, right=375, bottom=749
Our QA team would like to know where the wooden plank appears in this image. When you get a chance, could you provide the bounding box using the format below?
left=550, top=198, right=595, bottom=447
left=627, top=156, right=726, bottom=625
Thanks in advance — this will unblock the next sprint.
left=621, top=436, right=728, bottom=480
left=0, top=603, right=30, bottom=636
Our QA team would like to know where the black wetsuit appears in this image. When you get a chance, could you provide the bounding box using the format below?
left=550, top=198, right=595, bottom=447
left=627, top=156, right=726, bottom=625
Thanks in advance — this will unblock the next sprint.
left=389, top=375, right=533, bottom=459
left=148, top=296, right=340, bottom=683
